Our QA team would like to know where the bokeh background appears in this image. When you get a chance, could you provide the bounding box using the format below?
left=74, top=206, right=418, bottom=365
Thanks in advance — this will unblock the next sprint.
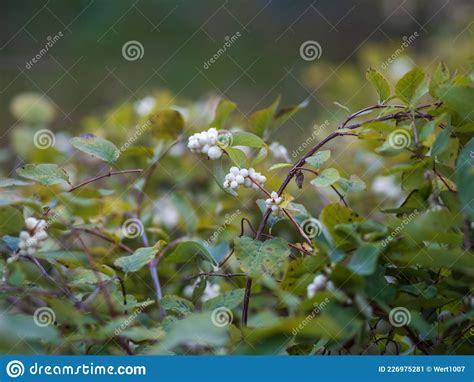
left=2, top=1, right=473, bottom=122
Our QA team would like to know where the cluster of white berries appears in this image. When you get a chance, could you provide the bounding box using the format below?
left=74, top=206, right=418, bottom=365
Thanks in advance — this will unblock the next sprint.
left=223, top=166, right=266, bottom=191
left=187, top=127, right=224, bottom=160
left=265, top=191, right=283, bottom=215
left=18, top=217, right=48, bottom=256
left=306, top=274, right=335, bottom=298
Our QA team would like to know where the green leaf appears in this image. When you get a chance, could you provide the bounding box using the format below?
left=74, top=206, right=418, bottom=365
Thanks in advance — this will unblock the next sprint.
left=249, top=96, right=280, bottom=135
left=145, top=313, right=228, bottom=353
left=305, top=150, right=330, bottom=169
left=69, top=268, right=111, bottom=286
left=269, top=163, right=293, bottom=171
left=213, top=99, right=236, bottom=127
left=348, top=245, right=381, bottom=275
left=34, top=251, right=89, bottom=267
left=366, top=67, right=390, bottom=103
left=16, top=163, right=70, bottom=186
left=429, top=62, right=450, bottom=98
left=225, top=147, right=247, bottom=167
left=70, top=135, right=119, bottom=162
left=274, top=99, right=309, bottom=126
left=310, top=168, right=340, bottom=187
left=456, top=138, right=474, bottom=220
left=0, top=206, right=23, bottom=235
left=114, top=246, right=159, bottom=273
left=203, top=289, right=245, bottom=311
left=438, top=85, right=474, bottom=122
left=431, top=127, right=451, bottom=156
left=230, top=132, right=265, bottom=148
left=337, top=175, right=366, bottom=193
left=393, top=248, right=474, bottom=276
left=161, top=295, right=194, bottom=316
left=320, top=204, right=363, bottom=248
left=166, top=240, right=217, bottom=265
left=395, top=67, right=426, bottom=106
left=234, top=237, right=290, bottom=277
left=150, top=109, right=185, bottom=139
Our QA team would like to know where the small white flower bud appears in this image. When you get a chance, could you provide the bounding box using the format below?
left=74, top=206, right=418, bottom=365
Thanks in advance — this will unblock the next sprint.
left=239, top=168, right=249, bottom=177
left=207, top=146, right=223, bottom=159
left=25, top=217, right=38, bottom=230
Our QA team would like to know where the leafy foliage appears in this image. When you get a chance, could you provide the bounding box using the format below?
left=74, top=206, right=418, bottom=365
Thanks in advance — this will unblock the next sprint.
left=1, top=62, right=473, bottom=356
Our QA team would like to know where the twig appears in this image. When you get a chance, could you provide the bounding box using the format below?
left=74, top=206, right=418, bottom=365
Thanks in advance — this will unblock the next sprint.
left=72, top=227, right=133, bottom=253
left=330, top=185, right=348, bottom=207
left=69, top=169, right=143, bottom=192
left=76, top=234, right=116, bottom=317
left=188, top=272, right=246, bottom=280
left=242, top=277, right=252, bottom=326
left=432, top=161, right=455, bottom=192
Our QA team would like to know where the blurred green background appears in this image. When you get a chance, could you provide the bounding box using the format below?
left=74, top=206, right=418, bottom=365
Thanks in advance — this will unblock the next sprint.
left=1, top=0, right=473, bottom=139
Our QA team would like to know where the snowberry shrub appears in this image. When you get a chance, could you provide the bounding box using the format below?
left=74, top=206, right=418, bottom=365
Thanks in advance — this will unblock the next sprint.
left=0, top=63, right=473, bottom=355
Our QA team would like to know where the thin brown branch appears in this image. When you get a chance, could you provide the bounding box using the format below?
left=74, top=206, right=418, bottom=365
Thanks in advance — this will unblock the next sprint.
left=69, top=169, right=143, bottom=192
left=72, top=227, right=133, bottom=253
left=188, top=272, right=247, bottom=280
left=76, top=234, right=116, bottom=317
